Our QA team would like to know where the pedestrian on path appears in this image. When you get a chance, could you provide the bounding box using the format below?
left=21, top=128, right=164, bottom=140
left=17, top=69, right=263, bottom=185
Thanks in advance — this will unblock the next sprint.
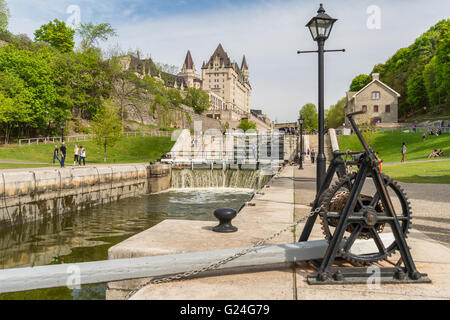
left=401, top=142, right=407, bottom=163
left=311, top=149, right=316, bottom=164
left=73, top=144, right=79, bottom=166
left=60, top=141, right=67, bottom=168
left=79, top=146, right=86, bottom=166
left=53, top=145, right=60, bottom=165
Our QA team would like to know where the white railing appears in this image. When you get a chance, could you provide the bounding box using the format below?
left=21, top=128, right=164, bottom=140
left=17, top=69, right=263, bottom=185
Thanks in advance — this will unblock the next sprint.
left=17, top=131, right=172, bottom=146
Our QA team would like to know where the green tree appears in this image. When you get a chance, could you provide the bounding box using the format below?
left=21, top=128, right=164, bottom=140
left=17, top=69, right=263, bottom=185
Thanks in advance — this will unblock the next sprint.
left=237, top=118, right=257, bottom=131
left=0, top=45, right=56, bottom=134
left=406, top=70, right=428, bottom=108
left=34, top=19, right=75, bottom=53
left=368, top=19, right=449, bottom=117
left=349, top=74, right=372, bottom=92
left=326, top=97, right=346, bottom=128
left=299, top=103, right=318, bottom=131
left=155, top=62, right=180, bottom=75
left=422, top=56, right=439, bottom=107
left=0, top=0, right=10, bottom=33
left=358, top=114, right=377, bottom=147
left=78, top=22, right=116, bottom=53
left=91, top=102, right=122, bottom=162
left=183, top=88, right=211, bottom=114
left=0, top=92, right=20, bottom=143
left=434, top=22, right=450, bottom=109
left=167, top=88, right=183, bottom=108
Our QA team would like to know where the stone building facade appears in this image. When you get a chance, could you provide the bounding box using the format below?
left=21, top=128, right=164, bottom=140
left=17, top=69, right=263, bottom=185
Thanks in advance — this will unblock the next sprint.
left=119, top=45, right=271, bottom=130
left=201, top=44, right=251, bottom=114
left=345, top=73, right=400, bottom=126
left=178, top=44, right=271, bottom=130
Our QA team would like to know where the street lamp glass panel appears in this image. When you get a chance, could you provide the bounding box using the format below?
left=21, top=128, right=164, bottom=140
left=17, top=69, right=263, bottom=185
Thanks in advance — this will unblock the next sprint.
left=306, top=5, right=337, bottom=41
left=308, top=21, right=318, bottom=40
left=316, top=18, right=334, bottom=38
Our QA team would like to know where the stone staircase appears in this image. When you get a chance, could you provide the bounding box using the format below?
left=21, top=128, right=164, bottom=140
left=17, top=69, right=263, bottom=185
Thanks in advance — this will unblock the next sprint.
left=307, top=134, right=333, bottom=159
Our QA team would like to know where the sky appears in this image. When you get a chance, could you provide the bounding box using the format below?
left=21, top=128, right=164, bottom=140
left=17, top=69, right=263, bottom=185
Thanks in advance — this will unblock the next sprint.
left=6, top=0, right=450, bottom=123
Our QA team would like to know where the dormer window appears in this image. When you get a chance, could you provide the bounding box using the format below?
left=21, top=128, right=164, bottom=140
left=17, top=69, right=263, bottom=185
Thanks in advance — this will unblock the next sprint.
left=371, top=91, right=380, bottom=100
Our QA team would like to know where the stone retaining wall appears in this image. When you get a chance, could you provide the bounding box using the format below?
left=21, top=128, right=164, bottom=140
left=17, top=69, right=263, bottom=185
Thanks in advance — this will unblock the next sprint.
left=0, top=163, right=171, bottom=225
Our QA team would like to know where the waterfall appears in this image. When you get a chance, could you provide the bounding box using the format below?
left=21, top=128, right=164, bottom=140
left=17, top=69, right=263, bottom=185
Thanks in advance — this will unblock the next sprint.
left=171, top=169, right=272, bottom=190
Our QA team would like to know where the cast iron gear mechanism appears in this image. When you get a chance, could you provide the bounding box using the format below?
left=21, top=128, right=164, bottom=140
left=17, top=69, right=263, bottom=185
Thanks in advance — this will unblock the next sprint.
left=319, top=172, right=412, bottom=265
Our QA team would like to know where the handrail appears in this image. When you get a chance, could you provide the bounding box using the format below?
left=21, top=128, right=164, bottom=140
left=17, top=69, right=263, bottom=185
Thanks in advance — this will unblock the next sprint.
left=16, top=131, right=172, bottom=146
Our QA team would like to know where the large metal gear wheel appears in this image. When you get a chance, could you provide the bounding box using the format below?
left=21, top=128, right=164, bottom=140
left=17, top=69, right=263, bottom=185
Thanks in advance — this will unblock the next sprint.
left=319, top=172, right=412, bottom=265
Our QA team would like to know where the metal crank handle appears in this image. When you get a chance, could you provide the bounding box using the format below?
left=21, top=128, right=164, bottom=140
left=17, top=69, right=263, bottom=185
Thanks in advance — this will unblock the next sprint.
left=346, top=110, right=365, bottom=119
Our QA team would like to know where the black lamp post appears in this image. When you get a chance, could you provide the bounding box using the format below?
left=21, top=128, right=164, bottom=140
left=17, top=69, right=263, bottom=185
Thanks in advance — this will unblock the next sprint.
left=298, top=3, right=343, bottom=194
left=298, top=115, right=304, bottom=170
left=60, top=122, right=65, bottom=142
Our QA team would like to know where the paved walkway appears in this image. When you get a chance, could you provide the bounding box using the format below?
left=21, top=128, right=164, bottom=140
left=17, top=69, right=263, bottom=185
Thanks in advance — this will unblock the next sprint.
left=107, top=164, right=450, bottom=300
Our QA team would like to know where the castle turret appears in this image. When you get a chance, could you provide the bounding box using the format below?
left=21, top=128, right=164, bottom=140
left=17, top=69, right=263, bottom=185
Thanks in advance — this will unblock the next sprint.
left=182, top=50, right=195, bottom=73
left=241, top=55, right=249, bottom=83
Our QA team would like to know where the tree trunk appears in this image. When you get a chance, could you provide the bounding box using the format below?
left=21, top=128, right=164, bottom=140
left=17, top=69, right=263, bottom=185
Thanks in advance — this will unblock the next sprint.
left=104, top=143, right=107, bottom=163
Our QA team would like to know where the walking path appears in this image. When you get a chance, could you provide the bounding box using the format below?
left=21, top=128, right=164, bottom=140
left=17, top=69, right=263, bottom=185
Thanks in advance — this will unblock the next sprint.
left=106, top=164, right=450, bottom=300
left=384, top=158, right=450, bottom=166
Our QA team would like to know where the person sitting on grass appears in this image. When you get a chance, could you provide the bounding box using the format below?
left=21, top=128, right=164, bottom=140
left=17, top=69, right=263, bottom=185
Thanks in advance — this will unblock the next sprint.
left=428, top=149, right=439, bottom=158
left=438, top=149, right=444, bottom=157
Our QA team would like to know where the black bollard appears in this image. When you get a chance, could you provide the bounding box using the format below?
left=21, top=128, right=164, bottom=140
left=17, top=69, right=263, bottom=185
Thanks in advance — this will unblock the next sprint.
left=213, top=208, right=238, bottom=233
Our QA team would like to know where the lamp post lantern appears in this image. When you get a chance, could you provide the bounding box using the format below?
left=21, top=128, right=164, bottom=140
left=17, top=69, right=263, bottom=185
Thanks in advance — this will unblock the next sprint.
left=299, top=3, right=342, bottom=194
left=298, top=115, right=304, bottom=170
left=298, top=4, right=344, bottom=243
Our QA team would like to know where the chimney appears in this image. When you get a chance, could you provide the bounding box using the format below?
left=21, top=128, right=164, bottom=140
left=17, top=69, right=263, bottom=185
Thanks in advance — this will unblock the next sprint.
left=372, top=73, right=380, bottom=81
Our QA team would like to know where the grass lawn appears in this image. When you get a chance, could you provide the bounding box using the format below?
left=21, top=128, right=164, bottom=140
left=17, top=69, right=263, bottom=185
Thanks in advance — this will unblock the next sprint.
left=0, top=136, right=175, bottom=166
left=337, top=130, right=450, bottom=163
left=383, top=160, right=450, bottom=184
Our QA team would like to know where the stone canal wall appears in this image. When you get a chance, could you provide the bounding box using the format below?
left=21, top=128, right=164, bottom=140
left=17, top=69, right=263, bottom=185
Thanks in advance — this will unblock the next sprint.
left=0, top=163, right=171, bottom=225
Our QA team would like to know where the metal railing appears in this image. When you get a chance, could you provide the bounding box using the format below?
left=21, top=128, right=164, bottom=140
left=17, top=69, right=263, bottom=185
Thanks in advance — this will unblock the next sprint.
left=17, top=131, right=172, bottom=146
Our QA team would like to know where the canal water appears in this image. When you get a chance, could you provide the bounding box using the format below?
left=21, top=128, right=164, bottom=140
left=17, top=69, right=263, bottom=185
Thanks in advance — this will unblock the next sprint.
left=0, top=188, right=255, bottom=300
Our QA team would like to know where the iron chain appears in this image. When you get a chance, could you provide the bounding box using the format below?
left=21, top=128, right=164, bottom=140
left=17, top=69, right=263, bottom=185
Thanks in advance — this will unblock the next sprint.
left=125, top=205, right=322, bottom=300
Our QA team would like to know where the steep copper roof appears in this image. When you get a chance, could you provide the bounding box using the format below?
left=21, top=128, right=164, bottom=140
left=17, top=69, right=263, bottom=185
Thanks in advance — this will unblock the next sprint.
left=183, top=50, right=195, bottom=70
left=204, top=43, right=231, bottom=68
left=241, top=55, right=248, bottom=70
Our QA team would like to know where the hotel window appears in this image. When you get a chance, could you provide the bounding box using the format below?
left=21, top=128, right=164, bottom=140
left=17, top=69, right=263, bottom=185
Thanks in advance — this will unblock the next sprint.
left=371, top=91, right=380, bottom=100
left=373, top=105, right=378, bottom=113
left=385, top=105, right=391, bottom=113
left=362, top=105, right=367, bottom=112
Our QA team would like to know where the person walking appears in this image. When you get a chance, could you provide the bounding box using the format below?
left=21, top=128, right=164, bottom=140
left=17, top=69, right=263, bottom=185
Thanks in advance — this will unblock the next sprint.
left=53, top=145, right=60, bottom=165
left=79, top=146, right=86, bottom=166
left=59, top=141, right=67, bottom=168
left=73, top=144, right=79, bottom=166
left=311, top=149, right=316, bottom=164
left=401, top=142, right=407, bottom=163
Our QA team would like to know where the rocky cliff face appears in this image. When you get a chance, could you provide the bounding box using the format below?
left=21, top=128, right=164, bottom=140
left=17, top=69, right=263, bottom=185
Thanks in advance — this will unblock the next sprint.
left=115, top=89, right=222, bottom=132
